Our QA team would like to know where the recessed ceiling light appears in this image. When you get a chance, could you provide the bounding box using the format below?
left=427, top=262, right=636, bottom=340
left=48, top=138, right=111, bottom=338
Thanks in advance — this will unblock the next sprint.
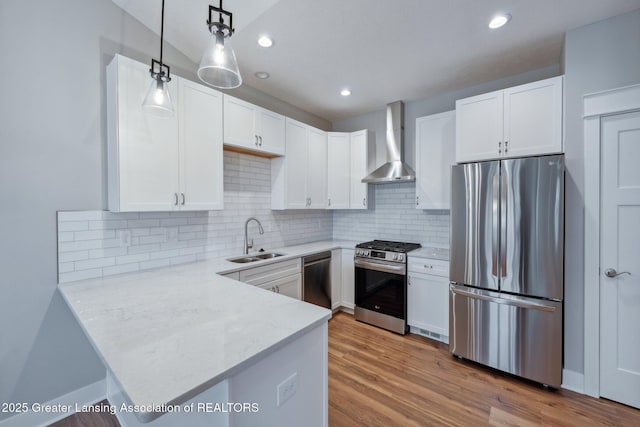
left=489, top=13, right=511, bottom=29
left=254, top=71, right=270, bottom=79
left=340, top=89, right=352, bottom=97
left=257, top=36, right=273, bottom=48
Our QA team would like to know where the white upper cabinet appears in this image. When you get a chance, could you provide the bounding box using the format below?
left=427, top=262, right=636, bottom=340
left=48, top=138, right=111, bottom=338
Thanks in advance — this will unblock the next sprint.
left=307, top=127, right=328, bottom=209
left=327, top=133, right=351, bottom=209
left=106, top=54, right=223, bottom=212
left=223, top=95, right=285, bottom=157
left=455, top=90, right=503, bottom=163
left=178, top=78, right=224, bottom=211
left=415, top=111, right=456, bottom=210
left=503, top=77, right=563, bottom=158
left=327, top=130, right=375, bottom=210
left=272, top=118, right=327, bottom=210
left=350, top=130, right=372, bottom=209
left=455, top=76, right=563, bottom=162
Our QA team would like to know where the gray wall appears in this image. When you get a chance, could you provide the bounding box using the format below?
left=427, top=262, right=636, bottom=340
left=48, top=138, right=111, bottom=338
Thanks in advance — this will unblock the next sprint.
left=0, top=0, right=197, bottom=416
left=563, top=9, right=640, bottom=374
left=0, top=0, right=326, bottom=418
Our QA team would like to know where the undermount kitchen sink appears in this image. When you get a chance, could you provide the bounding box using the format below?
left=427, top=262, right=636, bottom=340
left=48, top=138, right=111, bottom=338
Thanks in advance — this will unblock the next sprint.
left=227, top=252, right=285, bottom=263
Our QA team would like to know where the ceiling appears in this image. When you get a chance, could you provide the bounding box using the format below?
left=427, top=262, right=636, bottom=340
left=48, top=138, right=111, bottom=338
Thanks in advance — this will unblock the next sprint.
left=114, top=0, right=640, bottom=122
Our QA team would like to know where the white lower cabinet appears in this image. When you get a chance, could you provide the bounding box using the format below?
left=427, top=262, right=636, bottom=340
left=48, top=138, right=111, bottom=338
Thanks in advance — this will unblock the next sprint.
left=221, top=271, right=240, bottom=280
left=341, top=249, right=355, bottom=310
left=330, top=249, right=342, bottom=310
left=238, top=258, right=302, bottom=300
left=258, top=274, right=302, bottom=300
left=407, top=257, right=450, bottom=343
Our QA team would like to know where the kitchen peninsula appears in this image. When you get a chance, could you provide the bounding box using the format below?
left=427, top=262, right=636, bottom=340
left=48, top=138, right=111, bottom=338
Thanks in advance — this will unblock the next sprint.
left=58, top=251, right=333, bottom=426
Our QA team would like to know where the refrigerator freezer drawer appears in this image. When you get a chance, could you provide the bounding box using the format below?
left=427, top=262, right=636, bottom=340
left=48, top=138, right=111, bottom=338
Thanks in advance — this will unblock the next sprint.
left=449, top=284, right=562, bottom=387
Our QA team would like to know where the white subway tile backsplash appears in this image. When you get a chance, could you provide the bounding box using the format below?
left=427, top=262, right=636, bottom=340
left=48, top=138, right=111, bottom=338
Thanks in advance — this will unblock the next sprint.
left=59, top=251, right=90, bottom=263
left=58, top=221, right=89, bottom=232
left=73, top=230, right=116, bottom=241
left=75, top=257, right=116, bottom=270
left=103, top=263, right=140, bottom=276
left=58, top=151, right=448, bottom=283
left=116, top=253, right=149, bottom=264
left=59, top=268, right=103, bottom=283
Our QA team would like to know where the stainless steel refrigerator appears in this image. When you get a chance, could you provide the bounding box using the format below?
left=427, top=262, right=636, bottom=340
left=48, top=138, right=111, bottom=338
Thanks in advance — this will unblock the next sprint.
left=449, top=154, right=564, bottom=387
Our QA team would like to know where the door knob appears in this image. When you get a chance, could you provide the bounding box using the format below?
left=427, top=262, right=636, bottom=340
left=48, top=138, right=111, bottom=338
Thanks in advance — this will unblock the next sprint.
left=604, top=268, right=631, bottom=278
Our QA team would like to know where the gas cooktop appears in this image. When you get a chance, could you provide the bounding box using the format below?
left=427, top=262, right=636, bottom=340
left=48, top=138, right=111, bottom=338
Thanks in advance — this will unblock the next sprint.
left=355, top=240, right=422, bottom=253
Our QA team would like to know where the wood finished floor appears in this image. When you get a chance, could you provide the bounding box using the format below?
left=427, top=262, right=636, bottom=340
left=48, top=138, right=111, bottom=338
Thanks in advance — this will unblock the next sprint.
left=328, top=312, right=640, bottom=426
left=51, top=312, right=640, bottom=426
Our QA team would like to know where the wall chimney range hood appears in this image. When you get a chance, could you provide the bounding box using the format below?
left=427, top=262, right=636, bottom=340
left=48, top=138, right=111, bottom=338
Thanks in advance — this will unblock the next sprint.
left=361, top=101, right=416, bottom=183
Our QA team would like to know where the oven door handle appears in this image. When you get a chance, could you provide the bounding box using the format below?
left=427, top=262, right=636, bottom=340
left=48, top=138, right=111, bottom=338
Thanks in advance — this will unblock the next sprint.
left=354, top=258, right=406, bottom=275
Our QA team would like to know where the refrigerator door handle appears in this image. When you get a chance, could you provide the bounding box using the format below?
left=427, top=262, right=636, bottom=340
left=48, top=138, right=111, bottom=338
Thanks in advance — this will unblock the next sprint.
left=492, top=172, right=500, bottom=277
left=450, top=286, right=556, bottom=312
left=500, top=168, right=508, bottom=278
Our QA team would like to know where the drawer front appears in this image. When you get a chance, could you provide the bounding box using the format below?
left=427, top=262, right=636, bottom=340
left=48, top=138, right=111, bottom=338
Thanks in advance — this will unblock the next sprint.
left=239, top=258, right=301, bottom=286
left=408, top=258, right=449, bottom=277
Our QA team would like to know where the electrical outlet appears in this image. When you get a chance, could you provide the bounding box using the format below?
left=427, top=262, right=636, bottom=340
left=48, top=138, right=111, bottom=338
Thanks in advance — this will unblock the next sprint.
left=277, top=372, right=298, bottom=407
left=120, top=230, right=131, bottom=247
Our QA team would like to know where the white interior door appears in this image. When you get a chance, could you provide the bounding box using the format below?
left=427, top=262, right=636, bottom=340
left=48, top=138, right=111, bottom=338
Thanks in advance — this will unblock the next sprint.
left=600, top=110, right=640, bottom=409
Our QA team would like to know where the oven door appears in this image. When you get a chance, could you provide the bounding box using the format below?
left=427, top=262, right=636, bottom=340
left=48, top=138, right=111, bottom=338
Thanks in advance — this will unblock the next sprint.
left=354, top=258, right=407, bottom=319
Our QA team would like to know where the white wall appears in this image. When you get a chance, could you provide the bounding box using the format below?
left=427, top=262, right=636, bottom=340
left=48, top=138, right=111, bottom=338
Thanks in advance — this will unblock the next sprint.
left=563, top=8, right=640, bottom=374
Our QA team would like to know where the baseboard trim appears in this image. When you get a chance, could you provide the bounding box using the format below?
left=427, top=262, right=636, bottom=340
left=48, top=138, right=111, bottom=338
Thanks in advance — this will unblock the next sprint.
left=0, top=379, right=107, bottom=427
left=561, top=368, right=585, bottom=394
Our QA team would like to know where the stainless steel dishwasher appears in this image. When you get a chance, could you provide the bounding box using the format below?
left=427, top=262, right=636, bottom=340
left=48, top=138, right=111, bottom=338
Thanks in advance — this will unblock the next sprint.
left=302, top=251, right=331, bottom=309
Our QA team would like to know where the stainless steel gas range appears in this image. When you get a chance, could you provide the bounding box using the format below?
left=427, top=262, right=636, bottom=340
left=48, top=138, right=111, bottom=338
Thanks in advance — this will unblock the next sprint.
left=354, top=240, right=421, bottom=334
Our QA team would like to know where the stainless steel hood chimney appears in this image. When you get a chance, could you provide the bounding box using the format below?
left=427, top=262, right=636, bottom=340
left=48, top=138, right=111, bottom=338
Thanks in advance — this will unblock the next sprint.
left=361, top=101, right=416, bottom=183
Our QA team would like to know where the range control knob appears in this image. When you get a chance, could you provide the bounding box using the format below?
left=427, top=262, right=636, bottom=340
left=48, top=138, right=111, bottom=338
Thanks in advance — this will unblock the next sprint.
left=357, top=249, right=362, bottom=256
left=393, top=254, right=398, bottom=260
left=398, top=254, right=404, bottom=261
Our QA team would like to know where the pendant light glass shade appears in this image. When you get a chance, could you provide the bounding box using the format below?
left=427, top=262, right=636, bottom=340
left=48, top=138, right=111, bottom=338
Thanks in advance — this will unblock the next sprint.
left=141, top=0, right=174, bottom=115
left=142, top=77, right=174, bottom=116
left=198, top=31, right=242, bottom=89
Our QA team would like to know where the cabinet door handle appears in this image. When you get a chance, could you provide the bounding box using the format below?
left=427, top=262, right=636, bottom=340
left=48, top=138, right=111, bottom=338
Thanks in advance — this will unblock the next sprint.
left=416, top=196, right=419, bottom=206
left=259, top=136, right=263, bottom=146
left=328, top=198, right=331, bottom=207
left=276, top=285, right=280, bottom=293
left=255, top=135, right=259, bottom=146
left=181, top=193, right=185, bottom=205
left=504, top=140, right=508, bottom=153
left=363, top=198, right=366, bottom=206
left=174, top=193, right=179, bottom=206
left=308, top=197, right=312, bottom=206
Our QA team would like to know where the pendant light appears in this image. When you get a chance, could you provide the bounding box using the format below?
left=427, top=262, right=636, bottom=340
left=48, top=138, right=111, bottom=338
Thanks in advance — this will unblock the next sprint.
left=142, top=0, right=174, bottom=115
left=197, top=0, right=242, bottom=89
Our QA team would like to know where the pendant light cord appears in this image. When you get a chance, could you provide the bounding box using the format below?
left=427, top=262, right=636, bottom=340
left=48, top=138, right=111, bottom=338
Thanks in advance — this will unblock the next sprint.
left=159, top=0, right=165, bottom=70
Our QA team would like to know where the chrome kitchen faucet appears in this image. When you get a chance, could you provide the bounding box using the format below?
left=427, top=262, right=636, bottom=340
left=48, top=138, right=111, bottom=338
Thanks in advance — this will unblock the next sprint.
left=244, top=217, right=264, bottom=254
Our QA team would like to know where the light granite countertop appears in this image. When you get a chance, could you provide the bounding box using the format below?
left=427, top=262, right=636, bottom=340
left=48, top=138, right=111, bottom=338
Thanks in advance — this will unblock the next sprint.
left=58, top=240, right=358, bottom=421
left=409, top=246, right=450, bottom=261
